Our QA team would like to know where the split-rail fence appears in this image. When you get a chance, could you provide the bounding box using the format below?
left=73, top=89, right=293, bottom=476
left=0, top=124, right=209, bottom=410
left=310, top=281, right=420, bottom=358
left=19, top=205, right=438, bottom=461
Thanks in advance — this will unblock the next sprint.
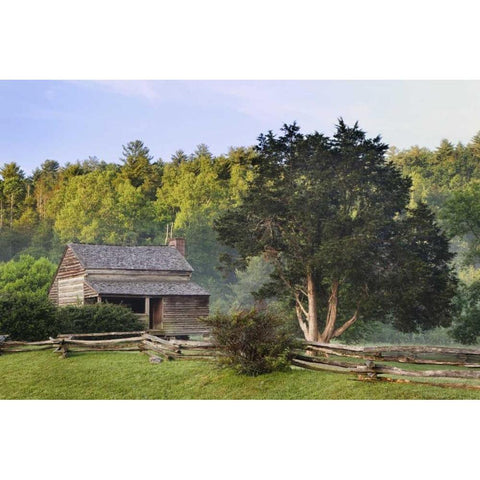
left=2, top=333, right=480, bottom=389
left=0, top=331, right=216, bottom=362
left=292, top=341, right=480, bottom=390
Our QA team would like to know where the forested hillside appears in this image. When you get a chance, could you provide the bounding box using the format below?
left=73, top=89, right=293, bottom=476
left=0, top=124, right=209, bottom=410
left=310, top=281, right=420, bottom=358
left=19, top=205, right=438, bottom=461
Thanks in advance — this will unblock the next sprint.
left=0, top=141, right=264, bottom=310
left=3, top=129, right=480, bottom=343
left=388, top=135, right=480, bottom=343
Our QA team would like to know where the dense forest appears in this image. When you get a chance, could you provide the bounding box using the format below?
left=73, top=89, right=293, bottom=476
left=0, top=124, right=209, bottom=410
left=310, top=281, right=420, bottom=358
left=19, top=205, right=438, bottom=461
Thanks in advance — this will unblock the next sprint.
left=2, top=127, right=480, bottom=344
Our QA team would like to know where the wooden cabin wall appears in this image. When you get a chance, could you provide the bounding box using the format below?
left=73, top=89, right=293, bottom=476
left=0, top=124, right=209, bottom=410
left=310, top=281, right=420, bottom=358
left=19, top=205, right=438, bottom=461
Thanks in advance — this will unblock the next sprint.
left=58, top=276, right=85, bottom=306
left=49, top=278, right=59, bottom=304
left=83, top=282, right=98, bottom=299
left=161, top=296, right=210, bottom=335
left=49, top=246, right=86, bottom=305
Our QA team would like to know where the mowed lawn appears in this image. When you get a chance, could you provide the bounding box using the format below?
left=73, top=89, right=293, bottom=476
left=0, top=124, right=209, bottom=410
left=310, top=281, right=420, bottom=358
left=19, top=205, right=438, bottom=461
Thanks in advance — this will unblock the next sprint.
left=1, top=350, right=480, bottom=399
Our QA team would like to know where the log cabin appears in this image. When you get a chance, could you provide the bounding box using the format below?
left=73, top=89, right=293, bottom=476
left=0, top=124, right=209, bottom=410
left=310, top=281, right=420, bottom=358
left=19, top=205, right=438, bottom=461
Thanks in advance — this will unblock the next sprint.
left=48, top=239, right=210, bottom=336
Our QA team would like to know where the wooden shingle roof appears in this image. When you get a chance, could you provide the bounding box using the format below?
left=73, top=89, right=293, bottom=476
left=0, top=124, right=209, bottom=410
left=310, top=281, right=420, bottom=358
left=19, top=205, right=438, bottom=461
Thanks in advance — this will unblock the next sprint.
left=68, top=243, right=194, bottom=272
left=86, top=280, right=210, bottom=296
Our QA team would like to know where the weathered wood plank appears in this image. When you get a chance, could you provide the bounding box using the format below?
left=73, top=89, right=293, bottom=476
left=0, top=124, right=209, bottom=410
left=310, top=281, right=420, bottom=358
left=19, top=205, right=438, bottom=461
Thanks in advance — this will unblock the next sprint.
left=304, top=341, right=480, bottom=356
left=360, top=364, right=480, bottom=380
left=3, top=339, right=57, bottom=346
left=142, top=341, right=178, bottom=359
left=292, top=358, right=352, bottom=374
left=57, top=331, right=145, bottom=339
left=64, top=336, right=143, bottom=346
left=142, top=334, right=181, bottom=351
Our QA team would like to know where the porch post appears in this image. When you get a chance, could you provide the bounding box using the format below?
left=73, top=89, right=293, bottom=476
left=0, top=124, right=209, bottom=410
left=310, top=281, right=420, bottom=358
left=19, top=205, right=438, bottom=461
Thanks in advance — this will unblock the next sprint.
left=145, top=297, right=150, bottom=329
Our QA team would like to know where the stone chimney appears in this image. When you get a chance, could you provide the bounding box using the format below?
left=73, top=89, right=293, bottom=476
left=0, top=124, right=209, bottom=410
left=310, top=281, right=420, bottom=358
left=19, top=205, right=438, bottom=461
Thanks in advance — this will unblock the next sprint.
left=168, top=237, right=186, bottom=257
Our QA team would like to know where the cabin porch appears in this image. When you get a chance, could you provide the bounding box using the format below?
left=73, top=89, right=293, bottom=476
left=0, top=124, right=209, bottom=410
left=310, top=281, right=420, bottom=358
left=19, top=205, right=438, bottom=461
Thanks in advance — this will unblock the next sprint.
left=88, top=294, right=210, bottom=336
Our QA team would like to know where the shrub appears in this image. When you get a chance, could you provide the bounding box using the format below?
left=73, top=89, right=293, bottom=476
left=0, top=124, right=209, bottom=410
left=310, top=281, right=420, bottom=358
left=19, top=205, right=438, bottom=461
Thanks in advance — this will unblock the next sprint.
left=0, top=255, right=56, bottom=296
left=202, top=309, right=296, bottom=376
left=56, top=303, right=144, bottom=334
left=450, top=280, right=480, bottom=345
left=0, top=293, right=58, bottom=341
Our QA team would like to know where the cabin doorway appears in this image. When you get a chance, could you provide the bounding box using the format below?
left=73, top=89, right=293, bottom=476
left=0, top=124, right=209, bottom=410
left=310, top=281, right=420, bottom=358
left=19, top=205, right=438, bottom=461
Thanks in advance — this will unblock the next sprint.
left=150, top=298, right=163, bottom=329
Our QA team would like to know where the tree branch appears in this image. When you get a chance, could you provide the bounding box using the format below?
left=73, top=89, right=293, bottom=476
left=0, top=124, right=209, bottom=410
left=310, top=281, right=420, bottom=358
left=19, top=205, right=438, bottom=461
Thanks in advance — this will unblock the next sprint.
left=295, top=304, right=309, bottom=336
left=332, top=306, right=360, bottom=338
left=294, top=292, right=309, bottom=318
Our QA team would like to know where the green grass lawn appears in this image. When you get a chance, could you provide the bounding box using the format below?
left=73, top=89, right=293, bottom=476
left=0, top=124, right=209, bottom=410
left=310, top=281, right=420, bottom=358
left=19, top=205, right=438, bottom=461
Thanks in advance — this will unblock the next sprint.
left=1, top=350, right=480, bottom=399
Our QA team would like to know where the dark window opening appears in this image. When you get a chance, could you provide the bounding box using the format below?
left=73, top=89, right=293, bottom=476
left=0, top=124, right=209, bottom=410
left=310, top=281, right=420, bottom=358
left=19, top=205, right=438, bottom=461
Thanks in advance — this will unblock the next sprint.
left=102, top=296, right=145, bottom=314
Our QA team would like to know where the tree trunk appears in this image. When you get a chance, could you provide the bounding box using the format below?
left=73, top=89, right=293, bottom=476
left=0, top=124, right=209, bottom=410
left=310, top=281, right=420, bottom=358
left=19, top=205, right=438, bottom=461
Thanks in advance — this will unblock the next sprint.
left=293, top=273, right=362, bottom=343
left=306, top=271, right=319, bottom=341
left=317, top=280, right=339, bottom=343
left=9, top=193, right=13, bottom=227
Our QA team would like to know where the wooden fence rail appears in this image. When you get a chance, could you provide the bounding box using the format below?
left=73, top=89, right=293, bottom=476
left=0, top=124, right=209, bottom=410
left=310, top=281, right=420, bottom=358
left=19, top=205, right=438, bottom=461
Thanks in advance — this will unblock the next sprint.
left=3, top=333, right=480, bottom=389
left=293, top=340, right=480, bottom=388
left=0, top=331, right=218, bottom=362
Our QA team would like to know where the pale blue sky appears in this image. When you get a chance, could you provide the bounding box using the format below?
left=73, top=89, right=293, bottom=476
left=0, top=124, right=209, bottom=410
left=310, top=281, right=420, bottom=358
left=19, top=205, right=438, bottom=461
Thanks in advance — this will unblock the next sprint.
left=1, top=80, right=480, bottom=174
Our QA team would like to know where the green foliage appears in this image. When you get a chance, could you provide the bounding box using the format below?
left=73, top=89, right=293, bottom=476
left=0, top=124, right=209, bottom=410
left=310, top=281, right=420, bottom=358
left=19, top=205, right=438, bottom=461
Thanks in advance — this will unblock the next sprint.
left=0, top=294, right=143, bottom=340
left=215, top=122, right=457, bottom=339
left=441, top=181, right=480, bottom=265
left=156, top=146, right=256, bottom=301
left=49, top=167, right=162, bottom=245
left=0, top=255, right=56, bottom=295
left=2, top=128, right=479, bottom=346
left=384, top=203, right=457, bottom=333
left=0, top=293, right=58, bottom=341
left=202, top=309, right=296, bottom=376
left=56, top=303, right=144, bottom=334
left=120, top=140, right=162, bottom=196
left=0, top=162, right=26, bottom=227
left=450, top=280, right=480, bottom=344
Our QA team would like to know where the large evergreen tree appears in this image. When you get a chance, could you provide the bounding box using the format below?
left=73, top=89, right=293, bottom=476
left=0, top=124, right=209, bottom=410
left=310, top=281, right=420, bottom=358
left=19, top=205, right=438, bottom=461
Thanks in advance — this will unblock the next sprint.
left=215, top=122, right=457, bottom=342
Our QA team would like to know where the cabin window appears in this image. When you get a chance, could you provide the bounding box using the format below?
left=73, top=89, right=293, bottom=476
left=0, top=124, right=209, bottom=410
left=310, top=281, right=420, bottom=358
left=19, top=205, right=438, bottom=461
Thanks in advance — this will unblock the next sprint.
left=102, top=296, right=146, bottom=314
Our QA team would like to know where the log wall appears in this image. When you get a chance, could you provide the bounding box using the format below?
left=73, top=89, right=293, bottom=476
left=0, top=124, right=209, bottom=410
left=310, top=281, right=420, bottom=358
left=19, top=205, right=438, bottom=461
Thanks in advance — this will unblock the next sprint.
left=84, top=282, right=98, bottom=299
left=49, top=246, right=86, bottom=305
left=161, top=296, right=210, bottom=335
left=58, top=276, right=85, bottom=306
